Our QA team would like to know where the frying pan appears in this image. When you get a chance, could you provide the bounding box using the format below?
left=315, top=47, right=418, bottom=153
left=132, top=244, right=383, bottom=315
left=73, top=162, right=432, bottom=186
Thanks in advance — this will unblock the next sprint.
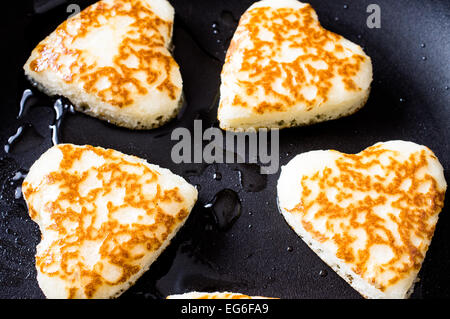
left=0, top=0, right=449, bottom=299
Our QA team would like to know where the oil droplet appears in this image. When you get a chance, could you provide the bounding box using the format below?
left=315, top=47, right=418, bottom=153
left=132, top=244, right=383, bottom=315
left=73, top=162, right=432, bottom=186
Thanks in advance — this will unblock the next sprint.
left=343, top=4, right=349, bottom=9
left=334, top=16, right=339, bottom=21
left=420, top=43, right=426, bottom=48
left=319, top=270, right=328, bottom=277
left=14, top=89, right=75, bottom=149
left=204, top=189, right=241, bottom=230
left=211, top=22, right=220, bottom=35
left=422, top=56, right=427, bottom=61
left=399, top=98, right=405, bottom=102
left=445, top=86, right=449, bottom=90
left=287, top=246, right=293, bottom=252
left=213, top=172, right=222, bottom=181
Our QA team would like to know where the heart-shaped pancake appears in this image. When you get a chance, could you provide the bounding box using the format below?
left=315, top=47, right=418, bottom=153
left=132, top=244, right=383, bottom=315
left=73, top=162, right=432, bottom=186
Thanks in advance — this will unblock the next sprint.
left=277, top=141, right=446, bottom=298
left=218, top=0, right=372, bottom=131
left=22, top=144, right=197, bottom=298
left=24, top=0, right=182, bottom=129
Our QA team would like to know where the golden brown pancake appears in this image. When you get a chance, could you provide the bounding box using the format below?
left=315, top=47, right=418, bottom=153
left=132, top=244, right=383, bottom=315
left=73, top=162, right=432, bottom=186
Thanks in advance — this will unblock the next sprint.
left=277, top=141, right=446, bottom=298
left=24, top=0, right=182, bottom=129
left=23, top=144, right=198, bottom=298
left=219, top=0, right=372, bottom=131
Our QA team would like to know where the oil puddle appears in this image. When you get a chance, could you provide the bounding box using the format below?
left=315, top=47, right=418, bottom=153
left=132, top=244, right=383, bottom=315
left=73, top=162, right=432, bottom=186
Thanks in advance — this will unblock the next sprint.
left=3, top=124, right=44, bottom=154
left=4, top=89, right=76, bottom=155
left=17, top=89, right=33, bottom=119
left=232, top=163, right=267, bottom=192
left=3, top=126, right=24, bottom=153
left=186, top=161, right=266, bottom=231
left=204, top=189, right=241, bottom=230
left=49, top=98, right=75, bottom=145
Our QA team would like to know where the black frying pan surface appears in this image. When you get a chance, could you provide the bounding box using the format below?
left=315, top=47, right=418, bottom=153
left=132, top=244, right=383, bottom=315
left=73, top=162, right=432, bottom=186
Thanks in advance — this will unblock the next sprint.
left=0, top=0, right=449, bottom=299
